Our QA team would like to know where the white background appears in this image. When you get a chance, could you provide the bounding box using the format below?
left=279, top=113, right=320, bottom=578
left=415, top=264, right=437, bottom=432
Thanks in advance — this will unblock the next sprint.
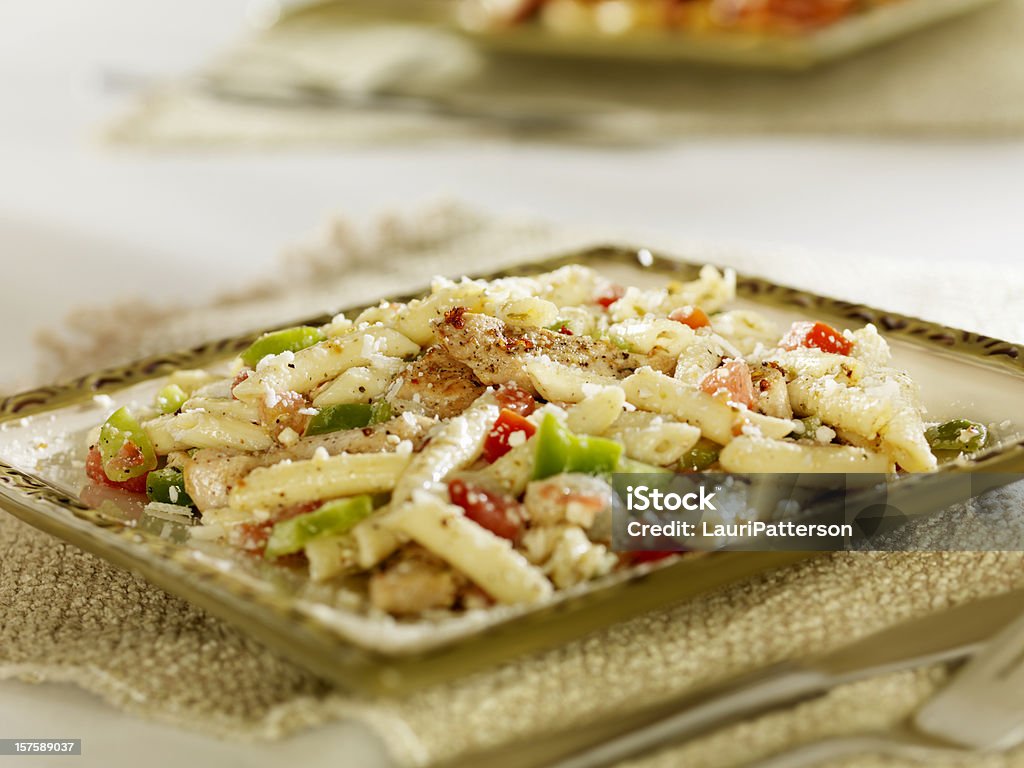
left=1, top=0, right=1023, bottom=765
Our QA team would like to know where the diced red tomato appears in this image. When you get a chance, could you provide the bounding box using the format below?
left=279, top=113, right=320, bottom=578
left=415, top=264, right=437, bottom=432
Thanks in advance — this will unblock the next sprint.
left=236, top=502, right=318, bottom=555
left=85, top=445, right=149, bottom=495
left=699, top=360, right=756, bottom=409
left=780, top=321, right=853, bottom=356
left=448, top=479, right=524, bottom=541
left=668, top=305, right=711, bottom=329
left=595, top=284, right=625, bottom=309
left=494, top=383, right=537, bottom=416
left=482, top=409, right=537, bottom=464
left=556, top=325, right=573, bottom=336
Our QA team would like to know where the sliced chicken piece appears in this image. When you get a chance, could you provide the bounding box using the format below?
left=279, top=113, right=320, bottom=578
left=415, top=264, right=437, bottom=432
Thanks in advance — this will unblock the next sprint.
left=391, top=345, right=486, bottom=419
left=434, top=309, right=674, bottom=394
left=183, top=414, right=434, bottom=512
left=184, top=453, right=260, bottom=513
left=369, top=545, right=465, bottom=616
left=751, top=362, right=793, bottom=420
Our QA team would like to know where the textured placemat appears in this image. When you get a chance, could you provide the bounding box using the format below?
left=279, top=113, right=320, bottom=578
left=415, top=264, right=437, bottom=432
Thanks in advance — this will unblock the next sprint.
left=106, top=0, right=1024, bottom=146
left=4, top=203, right=1024, bottom=768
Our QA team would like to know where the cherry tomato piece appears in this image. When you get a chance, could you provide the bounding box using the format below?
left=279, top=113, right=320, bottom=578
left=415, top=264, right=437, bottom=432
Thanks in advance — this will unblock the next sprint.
left=494, top=383, right=537, bottom=416
left=85, top=446, right=149, bottom=495
left=668, top=305, right=711, bottom=329
left=483, top=409, right=538, bottom=464
left=448, top=479, right=524, bottom=541
left=699, top=360, right=756, bottom=410
left=780, top=321, right=853, bottom=356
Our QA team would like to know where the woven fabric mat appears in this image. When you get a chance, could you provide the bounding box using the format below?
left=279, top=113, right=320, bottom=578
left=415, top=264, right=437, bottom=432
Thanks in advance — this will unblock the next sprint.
left=4, top=203, right=1024, bottom=767
left=107, top=0, right=1024, bottom=146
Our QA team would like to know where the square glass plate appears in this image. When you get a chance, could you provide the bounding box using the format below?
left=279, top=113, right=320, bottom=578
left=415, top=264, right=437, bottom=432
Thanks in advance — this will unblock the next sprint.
left=1, top=246, right=1022, bottom=694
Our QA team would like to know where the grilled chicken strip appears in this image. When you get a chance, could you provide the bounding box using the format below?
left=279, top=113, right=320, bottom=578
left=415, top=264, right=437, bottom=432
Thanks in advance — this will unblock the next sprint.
left=391, top=345, right=486, bottom=420
left=434, top=309, right=676, bottom=393
left=182, top=413, right=434, bottom=512
left=368, top=545, right=466, bottom=616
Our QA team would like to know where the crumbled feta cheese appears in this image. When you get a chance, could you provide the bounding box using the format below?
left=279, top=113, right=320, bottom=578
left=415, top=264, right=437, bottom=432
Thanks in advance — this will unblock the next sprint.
left=312, top=447, right=330, bottom=463
left=262, top=382, right=280, bottom=408
left=815, top=425, right=837, bottom=443
left=92, top=394, right=114, bottom=408
left=508, top=430, right=527, bottom=448
left=278, top=427, right=299, bottom=446
left=298, top=407, right=319, bottom=416
left=637, top=248, right=654, bottom=267
left=395, top=440, right=414, bottom=456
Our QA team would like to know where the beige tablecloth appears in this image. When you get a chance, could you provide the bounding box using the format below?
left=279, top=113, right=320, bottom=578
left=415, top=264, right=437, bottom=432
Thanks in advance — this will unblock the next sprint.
left=4, top=203, right=1024, bottom=767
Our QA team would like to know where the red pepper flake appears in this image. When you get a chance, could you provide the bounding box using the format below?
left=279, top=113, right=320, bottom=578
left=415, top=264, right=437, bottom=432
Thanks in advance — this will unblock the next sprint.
left=444, top=306, right=468, bottom=329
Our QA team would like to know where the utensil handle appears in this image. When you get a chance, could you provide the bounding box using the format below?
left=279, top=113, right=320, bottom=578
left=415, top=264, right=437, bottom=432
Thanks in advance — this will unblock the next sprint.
left=434, top=665, right=829, bottom=768
left=549, top=667, right=829, bottom=768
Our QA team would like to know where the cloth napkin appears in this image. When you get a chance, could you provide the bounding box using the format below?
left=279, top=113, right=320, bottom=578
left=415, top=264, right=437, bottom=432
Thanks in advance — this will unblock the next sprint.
left=4, top=203, right=1024, bottom=768
left=107, top=0, right=1024, bottom=147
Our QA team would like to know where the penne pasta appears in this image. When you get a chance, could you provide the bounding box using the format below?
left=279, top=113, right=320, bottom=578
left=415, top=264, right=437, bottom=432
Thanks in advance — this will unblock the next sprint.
left=233, top=326, right=419, bottom=401
left=389, top=492, right=553, bottom=605
left=719, top=435, right=891, bottom=474
left=228, top=451, right=412, bottom=511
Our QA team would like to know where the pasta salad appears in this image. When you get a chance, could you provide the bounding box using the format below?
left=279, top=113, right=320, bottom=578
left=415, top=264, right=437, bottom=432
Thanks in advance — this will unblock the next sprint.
left=84, top=265, right=985, bottom=617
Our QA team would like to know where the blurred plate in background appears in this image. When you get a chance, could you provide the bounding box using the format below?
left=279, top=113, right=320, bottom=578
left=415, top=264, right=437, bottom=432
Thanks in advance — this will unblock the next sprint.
left=280, top=0, right=1005, bottom=70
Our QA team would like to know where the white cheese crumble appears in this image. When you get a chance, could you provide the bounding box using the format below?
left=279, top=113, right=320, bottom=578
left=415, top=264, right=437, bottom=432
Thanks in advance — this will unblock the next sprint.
left=278, top=427, right=299, bottom=446
left=312, top=447, right=330, bottom=463
left=815, top=425, right=837, bottom=443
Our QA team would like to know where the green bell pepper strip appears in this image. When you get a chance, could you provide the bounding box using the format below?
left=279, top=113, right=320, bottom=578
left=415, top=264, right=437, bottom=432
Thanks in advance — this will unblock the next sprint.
left=532, top=414, right=623, bottom=480
left=370, top=400, right=392, bottom=424
left=679, top=438, right=720, bottom=472
left=154, top=383, right=188, bottom=415
left=240, top=326, right=325, bottom=368
left=98, top=407, right=158, bottom=482
left=926, top=419, right=988, bottom=453
left=265, top=495, right=374, bottom=559
left=304, top=401, right=391, bottom=437
left=146, top=467, right=194, bottom=507
left=566, top=433, right=623, bottom=475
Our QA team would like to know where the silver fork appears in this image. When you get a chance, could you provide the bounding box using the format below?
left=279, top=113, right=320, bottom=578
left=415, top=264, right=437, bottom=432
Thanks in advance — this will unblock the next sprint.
left=750, top=608, right=1024, bottom=768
